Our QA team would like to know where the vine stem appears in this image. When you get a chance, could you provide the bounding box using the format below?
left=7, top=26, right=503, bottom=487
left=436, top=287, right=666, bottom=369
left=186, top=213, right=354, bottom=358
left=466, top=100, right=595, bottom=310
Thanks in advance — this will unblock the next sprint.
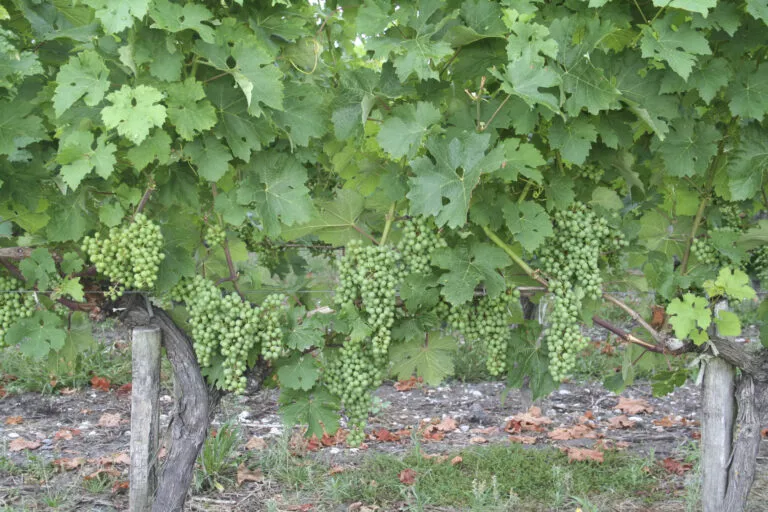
left=518, top=181, right=532, bottom=204
left=591, top=317, right=667, bottom=353
left=480, top=93, right=511, bottom=132
left=135, top=182, right=155, bottom=216
left=680, top=195, right=709, bottom=275
left=379, top=203, right=397, bottom=246
left=481, top=226, right=546, bottom=286
left=211, top=184, right=245, bottom=300
left=602, top=293, right=665, bottom=345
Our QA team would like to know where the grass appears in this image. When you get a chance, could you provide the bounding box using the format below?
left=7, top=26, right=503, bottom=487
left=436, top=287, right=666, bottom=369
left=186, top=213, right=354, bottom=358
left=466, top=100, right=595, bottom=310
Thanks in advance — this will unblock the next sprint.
left=193, top=421, right=243, bottom=492
left=247, top=436, right=667, bottom=511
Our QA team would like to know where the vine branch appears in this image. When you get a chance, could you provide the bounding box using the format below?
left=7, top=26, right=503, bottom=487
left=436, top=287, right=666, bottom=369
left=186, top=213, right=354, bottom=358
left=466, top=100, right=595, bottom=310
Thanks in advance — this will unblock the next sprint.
left=379, top=203, right=397, bottom=246
left=135, top=181, right=156, bottom=216
left=211, top=184, right=244, bottom=300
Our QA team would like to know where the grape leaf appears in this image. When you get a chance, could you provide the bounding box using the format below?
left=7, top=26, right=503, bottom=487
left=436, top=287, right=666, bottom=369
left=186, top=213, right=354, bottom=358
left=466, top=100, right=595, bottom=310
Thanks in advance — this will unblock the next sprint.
left=377, top=102, right=441, bottom=160
left=490, top=49, right=561, bottom=113
left=19, top=248, right=57, bottom=290
left=390, top=332, right=457, bottom=385
left=507, top=322, right=557, bottom=400
left=53, top=50, right=110, bottom=117
left=502, top=201, right=553, bottom=253
left=101, top=85, right=167, bottom=145
left=57, top=129, right=117, bottom=188
left=150, top=0, right=215, bottom=43
left=432, top=243, right=511, bottom=305
left=184, top=134, right=232, bottom=182
left=714, top=310, right=741, bottom=337
left=55, top=277, right=85, bottom=302
left=84, top=0, right=149, bottom=34
left=747, top=0, right=768, bottom=24
left=495, top=139, right=545, bottom=183
left=356, top=0, right=391, bottom=34
left=6, top=311, right=67, bottom=360
left=277, top=353, right=320, bottom=391
left=654, top=119, right=720, bottom=177
left=165, top=78, right=217, bottom=141
left=0, top=100, right=45, bottom=157
left=407, top=133, right=505, bottom=228
left=284, top=310, right=325, bottom=351
left=126, top=129, right=170, bottom=171
left=279, top=387, right=340, bottom=438
left=653, top=0, right=717, bottom=15
left=703, top=268, right=757, bottom=301
left=272, top=83, right=329, bottom=146
left=590, top=187, right=623, bottom=211
left=60, top=253, right=85, bottom=275
left=399, top=273, right=441, bottom=311
left=56, top=312, right=97, bottom=363
left=640, top=16, right=711, bottom=80
left=281, top=189, right=365, bottom=245
left=666, top=293, right=711, bottom=345
left=548, top=117, right=597, bottom=165
left=505, top=18, right=558, bottom=64
left=728, top=126, right=768, bottom=201
left=727, top=63, right=768, bottom=121
left=236, top=152, right=312, bottom=237
left=131, top=27, right=184, bottom=82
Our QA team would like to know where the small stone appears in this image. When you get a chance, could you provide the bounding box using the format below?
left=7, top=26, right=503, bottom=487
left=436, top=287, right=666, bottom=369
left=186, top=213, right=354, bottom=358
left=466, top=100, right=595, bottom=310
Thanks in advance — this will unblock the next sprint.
left=460, top=425, right=470, bottom=433
left=160, top=395, right=173, bottom=403
left=330, top=447, right=340, bottom=455
left=42, top=439, right=52, bottom=445
left=238, top=411, right=251, bottom=422
left=7, top=433, right=19, bottom=439
left=124, top=430, right=131, bottom=436
left=469, top=390, right=483, bottom=397
left=558, top=389, right=572, bottom=395
left=629, top=416, right=643, bottom=423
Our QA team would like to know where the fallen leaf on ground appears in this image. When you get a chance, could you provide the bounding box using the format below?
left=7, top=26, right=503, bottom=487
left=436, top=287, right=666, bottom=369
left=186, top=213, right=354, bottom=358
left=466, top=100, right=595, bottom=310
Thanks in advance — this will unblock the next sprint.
left=0, top=386, right=6, bottom=398
left=9, top=438, right=41, bottom=452
left=469, top=436, right=488, bottom=444
left=84, top=468, right=121, bottom=480
left=237, top=463, right=264, bottom=485
left=505, top=406, right=552, bottom=433
left=594, top=439, right=630, bottom=451
left=59, top=388, right=77, bottom=395
left=4, top=416, right=22, bottom=425
left=89, top=452, right=130, bottom=466
left=508, top=435, right=537, bottom=445
left=434, top=417, right=458, bottom=432
left=616, top=397, right=653, bottom=415
left=53, top=457, right=85, bottom=470
left=548, top=425, right=598, bottom=441
left=98, top=413, right=122, bottom=428
left=90, top=376, right=111, bottom=392
left=653, top=416, right=675, bottom=428
left=321, top=429, right=347, bottom=446
left=116, top=383, right=132, bottom=398
left=421, top=452, right=449, bottom=463
left=245, top=436, right=267, bottom=451
left=112, top=481, right=129, bottom=494
left=578, top=411, right=594, bottom=424
left=560, top=447, right=604, bottom=463
left=399, top=468, right=417, bottom=485
left=283, top=505, right=314, bottom=512
left=328, top=465, right=347, bottom=475
left=608, top=415, right=636, bottom=429
left=762, top=428, right=768, bottom=438
left=469, top=426, right=498, bottom=435
left=422, top=428, right=444, bottom=441
left=661, top=457, right=693, bottom=475
left=394, top=376, right=423, bottom=391
left=373, top=428, right=402, bottom=442
left=54, top=429, right=81, bottom=441
left=347, top=503, right=379, bottom=511
left=306, top=435, right=322, bottom=451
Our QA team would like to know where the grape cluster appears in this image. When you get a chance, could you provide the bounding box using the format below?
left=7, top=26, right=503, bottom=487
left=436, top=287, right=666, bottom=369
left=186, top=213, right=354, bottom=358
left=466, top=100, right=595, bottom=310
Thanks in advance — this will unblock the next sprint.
left=576, top=165, right=604, bottom=182
left=396, top=216, right=447, bottom=275
left=82, top=213, right=164, bottom=298
left=172, top=276, right=286, bottom=394
left=751, top=245, right=768, bottom=283
left=205, top=224, right=226, bottom=247
left=330, top=240, right=401, bottom=445
left=0, top=276, right=36, bottom=348
left=691, top=226, right=741, bottom=267
left=240, top=224, right=281, bottom=269
left=719, top=203, right=744, bottom=230
left=536, top=203, right=627, bottom=380
left=440, top=288, right=520, bottom=376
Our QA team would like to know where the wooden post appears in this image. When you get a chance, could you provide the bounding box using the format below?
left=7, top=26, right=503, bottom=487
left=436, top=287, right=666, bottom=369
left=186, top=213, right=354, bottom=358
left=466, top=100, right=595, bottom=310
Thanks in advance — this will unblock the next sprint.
left=130, top=326, right=162, bottom=512
left=701, top=356, right=735, bottom=512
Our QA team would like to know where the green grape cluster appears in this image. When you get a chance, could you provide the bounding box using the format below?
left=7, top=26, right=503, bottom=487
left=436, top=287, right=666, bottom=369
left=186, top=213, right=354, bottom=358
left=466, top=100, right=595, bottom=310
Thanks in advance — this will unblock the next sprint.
left=330, top=239, right=401, bottom=446
left=691, top=226, right=741, bottom=267
left=751, top=245, right=768, bottom=283
left=82, top=213, right=164, bottom=298
left=440, top=288, right=520, bottom=376
left=536, top=203, right=627, bottom=380
left=396, top=216, right=447, bottom=274
left=172, top=276, right=287, bottom=394
left=205, top=224, right=226, bottom=247
left=719, top=203, right=744, bottom=230
left=0, top=276, right=36, bottom=348
left=576, top=165, right=604, bottom=182
left=240, top=224, right=281, bottom=269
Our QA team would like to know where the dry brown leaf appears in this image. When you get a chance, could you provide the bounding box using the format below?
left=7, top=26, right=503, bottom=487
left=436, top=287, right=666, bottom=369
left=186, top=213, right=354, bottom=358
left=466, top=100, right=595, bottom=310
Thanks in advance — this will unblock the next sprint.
left=561, top=447, right=604, bottom=463
left=394, top=376, right=423, bottom=391
left=594, top=439, right=630, bottom=451
left=508, top=435, right=537, bottom=445
left=111, top=481, right=129, bottom=494
left=98, top=413, right=122, bottom=428
left=283, top=505, right=314, bottom=512
left=0, top=386, right=6, bottom=399
left=608, top=415, right=636, bottom=429
left=53, top=457, right=85, bottom=470
left=237, top=463, right=264, bottom=486
left=435, top=417, right=458, bottom=432
left=116, top=383, right=132, bottom=398
left=547, top=425, right=598, bottom=441
left=505, top=407, right=553, bottom=433
left=578, top=411, right=594, bottom=424
left=398, top=468, right=417, bottom=485
left=4, top=416, right=22, bottom=425
left=661, top=457, right=693, bottom=475
left=54, top=429, right=81, bottom=441
left=616, top=397, right=653, bottom=415
left=469, top=426, right=498, bottom=435
left=89, top=452, right=130, bottom=466
left=653, top=416, right=675, bottom=428
left=450, top=456, right=463, bottom=466
left=9, top=438, right=41, bottom=452
left=59, top=387, right=77, bottom=395
left=84, top=468, right=121, bottom=480
left=762, top=428, right=768, bottom=438
left=321, top=430, right=347, bottom=446
left=373, top=429, right=401, bottom=442
left=347, top=503, right=379, bottom=512
left=469, top=436, right=488, bottom=444
left=245, top=436, right=267, bottom=451
left=328, top=465, right=347, bottom=475
left=90, top=376, right=111, bottom=392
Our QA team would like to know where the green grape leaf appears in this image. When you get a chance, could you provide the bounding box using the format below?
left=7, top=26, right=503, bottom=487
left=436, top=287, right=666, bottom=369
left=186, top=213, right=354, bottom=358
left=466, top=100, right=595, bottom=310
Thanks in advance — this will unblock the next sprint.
left=654, top=119, right=720, bottom=177
left=503, top=201, right=553, bottom=253
left=505, top=18, right=558, bottom=64
left=165, top=78, right=217, bottom=141
left=640, top=16, right=711, bottom=80
left=507, top=322, right=556, bottom=400
left=57, top=312, right=97, bottom=362
left=545, top=173, right=576, bottom=211
left=399, top=273, right=441, bottom=311
left=184, top=134, right=232, bottom=182
left=84, top=0, right=150, bottom=34
left=495, top=139, right=545, bottom=183
left=54, top=277, right=85, bottom=302
left=432, top=242, right=511, bottom=305
left=285, top=310, right=325, bottom=351
left=237, top=151, right=313, bottom=237
left=377, top=102, right=441, bottom=160
left=747, top=0, right=768, bottom=24
left=407, top=133, right=504, bottom=228
left=548, top=117, right=597, bottom=165
left=728, top=125, right=768, bottom=201
left=277, top=353, right=320, bottom=391
left=653, top=0, right=717, bottom=15
left=709, top=229, right=746, bottom=264
left=727, top=63, right=768, bottom=121
left=490, top=50, right=561, bottom=113
left=19, top=248, right=57, bottom=290
left=126, top=129, right=171, bottom=171
left=101, top=85, right=167, bottom=145
left=279, top=387, right=340, bottom=438
left=666, top=293, right=711, bottom=344
left=714, top=310, right=741, bottom=337
left=53, top=50, right=110, bottom=117
left=590, top=187, right=623, bottom=211
left=390, top=332, right=457, bottom=385
left=356, top=0, right=391, bottom=34
left=281, top=189, right=365, bottom=245
left=150, top=0, right=215, bottom=42
left=60, top=253, right=85, bottom=275
left=337, top=303, right=372, bottom=343
left=0, top=99, right=45, bottom=157
left=6, top=311, right=67, bottom=360
left=272, top=84, right=329, bottom=146
left=131, top=27, right=184, bottom=82
left=703, top=268, right=757, bottom=301
left=651, top=368, right=690, bottom=396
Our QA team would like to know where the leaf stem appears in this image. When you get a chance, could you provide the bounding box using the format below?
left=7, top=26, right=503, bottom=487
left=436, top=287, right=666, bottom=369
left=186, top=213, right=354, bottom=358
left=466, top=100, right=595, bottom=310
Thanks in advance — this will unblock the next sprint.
left=592, top=316, right=666, bottom=353
left=518, top=181, right=532, bottom=204
left=602, top=293, right=665, bottom=345
left=211, top=184, right=245, bottom=300
left=480, top=93, right=511, bottom=132
left=379, top=203, right=397, bottom=246
left=481, top=226, right=547, bottom=286
left=680, top=194, right=709, bottom=276
left=135, top=181, right=155, bottom=216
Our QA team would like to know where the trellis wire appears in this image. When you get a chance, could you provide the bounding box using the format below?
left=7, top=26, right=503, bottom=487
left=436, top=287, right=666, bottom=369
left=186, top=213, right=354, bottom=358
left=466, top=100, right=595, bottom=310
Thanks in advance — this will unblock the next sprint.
left=1, top=289, right=766, bottom=296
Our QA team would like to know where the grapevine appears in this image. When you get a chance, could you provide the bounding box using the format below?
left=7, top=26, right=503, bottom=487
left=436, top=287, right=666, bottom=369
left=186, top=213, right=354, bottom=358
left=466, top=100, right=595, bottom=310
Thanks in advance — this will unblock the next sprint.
left=396, top=216, right=447, bottom=275
left=82, top=213, right=164, bottom=299
left=0, top=276, right=36, bottom=348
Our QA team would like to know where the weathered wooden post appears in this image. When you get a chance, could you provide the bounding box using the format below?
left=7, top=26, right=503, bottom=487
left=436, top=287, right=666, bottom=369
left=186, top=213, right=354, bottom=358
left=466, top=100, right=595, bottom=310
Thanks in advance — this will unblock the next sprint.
left=130, top=326, right=162, bottom=512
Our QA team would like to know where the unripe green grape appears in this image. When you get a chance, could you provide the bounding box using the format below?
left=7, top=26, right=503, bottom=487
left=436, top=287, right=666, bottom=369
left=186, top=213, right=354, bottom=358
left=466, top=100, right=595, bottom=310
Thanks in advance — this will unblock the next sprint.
left=0, top=276, right=36, bottom=348
left=205, top=224, right=226, bottom=247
